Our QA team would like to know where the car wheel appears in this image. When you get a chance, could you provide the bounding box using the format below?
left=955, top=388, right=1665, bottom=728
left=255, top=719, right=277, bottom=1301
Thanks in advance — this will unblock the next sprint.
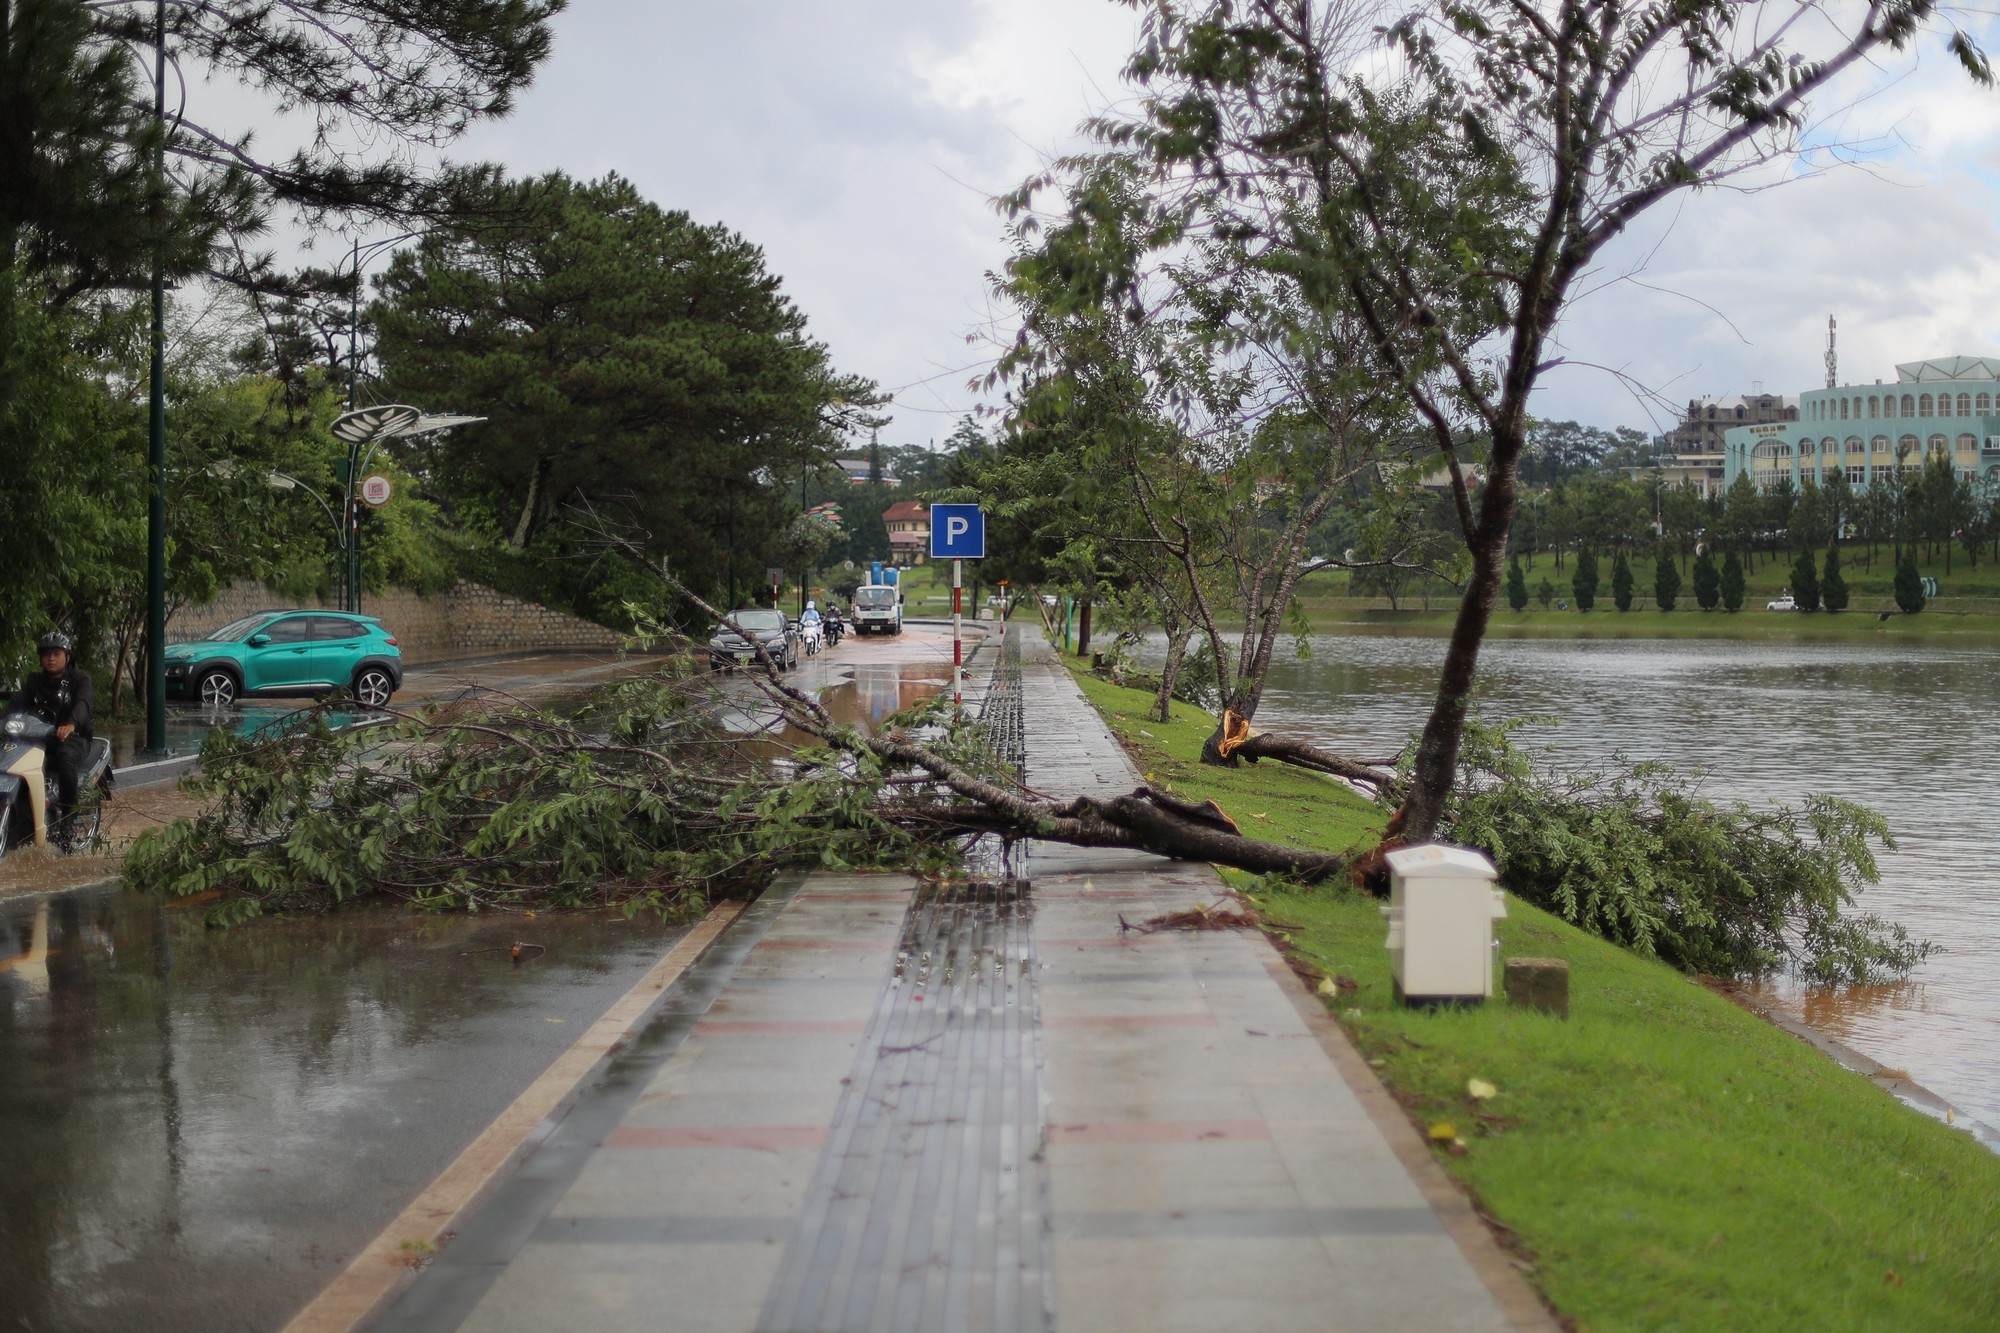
left=352, top=667, right=396, bottom=708
left=196, top=669, right=238, bottom=708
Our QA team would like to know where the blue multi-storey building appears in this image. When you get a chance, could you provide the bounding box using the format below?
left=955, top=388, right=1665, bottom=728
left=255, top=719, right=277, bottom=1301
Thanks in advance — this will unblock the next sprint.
left=1722, top=357, right=2000, bottom=492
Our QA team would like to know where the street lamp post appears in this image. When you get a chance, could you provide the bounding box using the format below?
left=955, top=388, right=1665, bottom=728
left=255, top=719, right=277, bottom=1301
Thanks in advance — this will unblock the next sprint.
left=336, top=233, right=422, bottom=611
left=144, top=0, right=168, bottom=755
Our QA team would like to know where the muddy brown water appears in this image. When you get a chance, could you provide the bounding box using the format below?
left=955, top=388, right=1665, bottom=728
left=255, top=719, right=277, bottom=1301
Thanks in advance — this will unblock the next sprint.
left=1241, top=632, right=2000, bottom=1138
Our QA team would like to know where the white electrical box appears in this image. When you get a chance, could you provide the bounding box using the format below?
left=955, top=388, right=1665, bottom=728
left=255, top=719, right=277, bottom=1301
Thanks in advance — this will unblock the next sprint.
left=1380, top=843, right=1507, bottom=1006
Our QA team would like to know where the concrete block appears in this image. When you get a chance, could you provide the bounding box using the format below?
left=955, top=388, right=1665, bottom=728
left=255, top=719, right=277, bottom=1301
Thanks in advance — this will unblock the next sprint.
left=1503, top=956, right=1569, bottom=1019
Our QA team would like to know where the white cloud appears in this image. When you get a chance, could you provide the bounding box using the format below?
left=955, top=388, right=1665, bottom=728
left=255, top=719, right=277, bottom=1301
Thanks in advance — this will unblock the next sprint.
left=448, top=0, right=1138, bottom=446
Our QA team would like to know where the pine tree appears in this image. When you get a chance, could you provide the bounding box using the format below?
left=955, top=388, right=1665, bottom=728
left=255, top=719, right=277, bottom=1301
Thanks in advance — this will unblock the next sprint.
left=1535, top=576, right=1555, bottom=610
left=1822, top=544, right=1849, bottom=612
left=1894, top=552, right=1927, bottom=613
left=1611, top=551, right=1633, bottom=611
left=1692, top=549, right=1720, bottom=610
left=1720, top=550, right=1745, bottom=611
left=1791, top=549, right=1821, bottom=611
left=1506, top=557, right=1528, bottom=612
left=1571, top=547, right=1599, bottom=610
left=1653, top=553, right=1681, bottom=611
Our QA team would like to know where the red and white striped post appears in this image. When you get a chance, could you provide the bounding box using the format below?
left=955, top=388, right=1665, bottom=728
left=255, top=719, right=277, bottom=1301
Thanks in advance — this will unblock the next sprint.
left=952, top=557, right=963, bottom=713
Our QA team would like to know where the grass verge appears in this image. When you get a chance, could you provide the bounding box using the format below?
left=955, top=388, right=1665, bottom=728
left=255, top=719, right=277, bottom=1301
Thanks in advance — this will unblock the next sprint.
left=1069, top=663, right=2000, bottom=1332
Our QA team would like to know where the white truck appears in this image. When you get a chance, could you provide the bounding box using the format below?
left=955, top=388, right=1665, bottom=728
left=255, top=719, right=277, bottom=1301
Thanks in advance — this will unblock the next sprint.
left=851, top=583, right=903, bottom=635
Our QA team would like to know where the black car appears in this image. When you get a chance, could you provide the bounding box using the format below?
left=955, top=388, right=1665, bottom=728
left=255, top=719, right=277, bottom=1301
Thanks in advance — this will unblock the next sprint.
left=707, top=608, right=799, bottom=671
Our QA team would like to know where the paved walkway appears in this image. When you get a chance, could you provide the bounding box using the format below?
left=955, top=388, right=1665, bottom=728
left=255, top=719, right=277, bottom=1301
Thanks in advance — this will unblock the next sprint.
left=356, top=628, right=1547, bottom=1332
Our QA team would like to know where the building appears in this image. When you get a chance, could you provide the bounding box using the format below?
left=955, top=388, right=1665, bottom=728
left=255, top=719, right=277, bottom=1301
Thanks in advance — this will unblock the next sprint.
left=1638, top=392, right=1798, bottom=496
left=1722, top=357, right=2000, bottom=492
left=882, top=501, right=929, bottom=567
left=834, top=455, right=898, bottom=486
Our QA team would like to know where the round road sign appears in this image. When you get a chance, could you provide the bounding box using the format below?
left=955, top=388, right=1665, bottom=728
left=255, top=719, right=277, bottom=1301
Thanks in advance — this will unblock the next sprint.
left=361, top=474, right=393, bottom=507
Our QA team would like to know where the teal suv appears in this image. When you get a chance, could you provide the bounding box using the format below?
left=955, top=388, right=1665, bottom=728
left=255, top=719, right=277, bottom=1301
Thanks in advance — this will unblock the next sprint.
left=164, top=611, right=404, bottom=708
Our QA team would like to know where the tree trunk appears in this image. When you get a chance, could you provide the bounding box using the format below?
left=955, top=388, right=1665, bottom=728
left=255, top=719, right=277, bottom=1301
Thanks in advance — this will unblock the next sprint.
left=510, top=455, right=550, bottom=549
left=1154, top=622, right=1192, bottom=724
left=1388, top=466, right=1516, bottom=853
left=1075, top=599, right=1093, bottom=658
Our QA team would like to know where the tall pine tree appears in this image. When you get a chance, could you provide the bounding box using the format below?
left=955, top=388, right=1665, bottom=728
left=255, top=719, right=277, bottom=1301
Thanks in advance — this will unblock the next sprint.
left=1822, top=544, right=1849, bottom=612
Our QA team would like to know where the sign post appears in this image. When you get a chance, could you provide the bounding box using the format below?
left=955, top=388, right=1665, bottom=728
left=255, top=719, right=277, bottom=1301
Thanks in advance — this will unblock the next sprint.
left=929, top=505, right=986, bottom=713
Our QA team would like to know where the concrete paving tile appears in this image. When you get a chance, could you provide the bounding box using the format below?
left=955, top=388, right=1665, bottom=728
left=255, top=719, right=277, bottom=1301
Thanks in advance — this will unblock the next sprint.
left=550, top=1143, right=822, bottom=1220
left=455, top=1240, right=782, bottom=1333
left=1049, top=1234, right=1360, bottom=1333
left=1046, top=1139, right=1307, bottom=1215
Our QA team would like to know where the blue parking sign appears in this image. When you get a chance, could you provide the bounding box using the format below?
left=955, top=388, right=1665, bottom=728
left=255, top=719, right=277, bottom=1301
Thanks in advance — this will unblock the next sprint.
left=930, top=504, right=985, bottom=559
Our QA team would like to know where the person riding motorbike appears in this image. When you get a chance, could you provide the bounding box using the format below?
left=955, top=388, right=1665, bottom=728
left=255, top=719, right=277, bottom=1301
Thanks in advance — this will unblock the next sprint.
left=19, top=632, right=94, bottom=830
left=798, top=600, right=824, bottom=654
left=824, top=603, right=844, bottom=645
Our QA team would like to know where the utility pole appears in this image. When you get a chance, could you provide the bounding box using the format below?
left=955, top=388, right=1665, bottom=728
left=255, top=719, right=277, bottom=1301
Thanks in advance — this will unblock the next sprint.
left=144, top=0, right=168, bottom=755
left=1825, top=315, right=1838, bottom=390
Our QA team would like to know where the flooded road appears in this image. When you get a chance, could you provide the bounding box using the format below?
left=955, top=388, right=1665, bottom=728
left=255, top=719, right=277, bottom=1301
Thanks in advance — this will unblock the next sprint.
left=0, top=887, right=690, bottom=1333
left=1246, top=632, right=2000, bottom=1137
left=0, top=629, right=976, bottom=1331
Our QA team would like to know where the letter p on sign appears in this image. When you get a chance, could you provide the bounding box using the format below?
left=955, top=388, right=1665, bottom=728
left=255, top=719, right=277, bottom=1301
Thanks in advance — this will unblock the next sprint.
left=929, top=504, right=985, bottom=560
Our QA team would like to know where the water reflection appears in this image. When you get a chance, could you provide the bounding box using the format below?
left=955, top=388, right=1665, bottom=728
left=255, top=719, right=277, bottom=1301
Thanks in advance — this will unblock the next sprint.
left=1233, top=633, right=2000, bottom=1135
left=109, top=702, right=366, bottom=768
left=0, top=886, right=687, bottom=1333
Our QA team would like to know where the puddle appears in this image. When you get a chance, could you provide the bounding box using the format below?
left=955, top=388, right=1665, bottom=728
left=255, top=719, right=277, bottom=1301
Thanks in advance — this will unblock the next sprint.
left=716, top=662, right=951, bottom=755
left=107, top=703, right=368, bottom=768
left=0, top=885, right=689, bottom=1332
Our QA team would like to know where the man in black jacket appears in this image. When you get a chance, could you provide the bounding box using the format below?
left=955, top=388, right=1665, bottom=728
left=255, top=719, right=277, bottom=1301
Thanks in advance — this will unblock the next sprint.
left=20, top=631, right=93, bottom=817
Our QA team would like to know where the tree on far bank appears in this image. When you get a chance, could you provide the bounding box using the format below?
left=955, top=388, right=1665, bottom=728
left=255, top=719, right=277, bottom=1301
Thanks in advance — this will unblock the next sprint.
left=1654, top=554, right=1680, bottom=611
left=1535, top=576, right=1554, bottom=610
left=1692, top=549, right=1720, bottom=611
left=1507, top=557, right=1528, bottom=611
left=1791, top=549, right=1821, bottom=612
left=1721, top=550, right=1746, bottom=612
left=1571, top=548, right=1598, bottom=611
left=1822, top=544, right=1849, bottom=612
left=1026, top=0, right=1990, bottom=854
left=1894, top=553, right=1927, bottom=614
left=1611, top=552, right=1632, bottom=611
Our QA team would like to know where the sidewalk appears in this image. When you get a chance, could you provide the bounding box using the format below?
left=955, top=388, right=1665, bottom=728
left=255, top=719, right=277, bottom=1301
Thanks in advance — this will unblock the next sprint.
left=350, top=628, right=1549, bottom=1332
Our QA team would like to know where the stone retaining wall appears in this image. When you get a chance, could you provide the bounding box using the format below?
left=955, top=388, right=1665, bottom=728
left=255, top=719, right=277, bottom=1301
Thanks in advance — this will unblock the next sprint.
left=168, top=579, right=621, bottom=665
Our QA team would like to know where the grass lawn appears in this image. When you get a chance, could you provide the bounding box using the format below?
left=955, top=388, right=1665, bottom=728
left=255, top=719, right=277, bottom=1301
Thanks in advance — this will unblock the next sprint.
left=1069, top=664, right=2000, bottom=1331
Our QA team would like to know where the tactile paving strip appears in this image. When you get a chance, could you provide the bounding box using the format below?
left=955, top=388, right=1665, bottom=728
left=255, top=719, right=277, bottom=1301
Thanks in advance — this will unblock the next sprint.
left=757, top=878, right=1051, bottom=1333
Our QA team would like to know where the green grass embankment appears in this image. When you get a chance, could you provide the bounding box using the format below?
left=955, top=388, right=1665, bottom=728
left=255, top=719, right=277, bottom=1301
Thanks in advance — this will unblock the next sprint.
left=1069, top=666, right=2000, bottom=1332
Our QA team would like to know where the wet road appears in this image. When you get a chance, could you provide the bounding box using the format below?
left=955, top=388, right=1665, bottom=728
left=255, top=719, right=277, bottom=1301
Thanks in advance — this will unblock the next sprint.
left=0, top=887, right=691, bottom=1333
left=0, top=627, right=975, bottom=1332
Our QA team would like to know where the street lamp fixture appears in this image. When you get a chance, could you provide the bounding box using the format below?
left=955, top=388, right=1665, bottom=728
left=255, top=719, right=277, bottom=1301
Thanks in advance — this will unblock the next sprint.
left=328, top=406, right=485, bottom=614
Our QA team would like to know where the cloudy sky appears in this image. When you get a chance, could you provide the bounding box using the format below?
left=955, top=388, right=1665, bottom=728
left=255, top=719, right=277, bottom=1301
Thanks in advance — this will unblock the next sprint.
left=428, top=2, right=2000, bottom=446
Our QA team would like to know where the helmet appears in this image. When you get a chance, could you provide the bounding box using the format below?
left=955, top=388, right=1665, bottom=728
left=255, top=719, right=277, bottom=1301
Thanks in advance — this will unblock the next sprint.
left=37, top=631, right=72, bottom=658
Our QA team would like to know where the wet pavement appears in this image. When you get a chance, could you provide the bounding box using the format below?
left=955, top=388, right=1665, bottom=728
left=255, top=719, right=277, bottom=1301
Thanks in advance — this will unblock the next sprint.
left=0, top=628, right=985, bottom=1332
left=362, top=627, right=1544, bottom=1333
left=0, top=886, right=692, bottom=1333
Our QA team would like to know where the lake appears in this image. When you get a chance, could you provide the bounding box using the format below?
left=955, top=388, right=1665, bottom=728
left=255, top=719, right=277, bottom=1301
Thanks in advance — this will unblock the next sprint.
left=1242, top=631, right=1999, bottom=1136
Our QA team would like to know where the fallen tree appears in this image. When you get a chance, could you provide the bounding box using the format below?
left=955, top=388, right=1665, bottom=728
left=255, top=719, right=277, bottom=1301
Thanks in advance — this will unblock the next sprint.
left=125, top=598, right=1348, bottom=923
left=1208, top=709, right=1400, bottom=794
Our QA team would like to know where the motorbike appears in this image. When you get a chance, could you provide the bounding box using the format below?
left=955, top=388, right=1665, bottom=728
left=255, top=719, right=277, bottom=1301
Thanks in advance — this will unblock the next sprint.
left=825, top=611, right=844, bottom=646
left=0, top=709, right=114, bottom=858
left=799, top=616, right=824, bottom=656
